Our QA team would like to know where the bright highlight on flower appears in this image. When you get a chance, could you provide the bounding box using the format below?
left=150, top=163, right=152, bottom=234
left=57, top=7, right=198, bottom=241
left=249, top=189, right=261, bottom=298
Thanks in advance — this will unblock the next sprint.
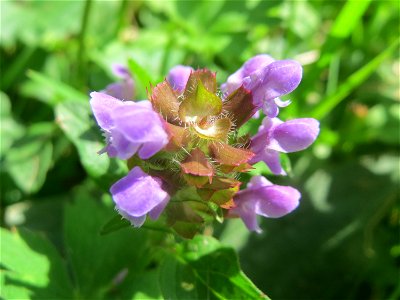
left=90, top=55, right=320, bottom=237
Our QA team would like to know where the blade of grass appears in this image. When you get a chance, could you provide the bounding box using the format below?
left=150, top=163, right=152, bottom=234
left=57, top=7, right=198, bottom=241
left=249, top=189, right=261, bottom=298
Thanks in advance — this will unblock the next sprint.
left=298, top=0, right=373, bottom=96
left=77, top=0, right=93, bottom=87
left=311, top=38, right=399, bottom=120
left=127, top=57, right=155, bottom=94
left=2, top=47, right=36, bottom=90
left=318, top=0, right=373, bottom=68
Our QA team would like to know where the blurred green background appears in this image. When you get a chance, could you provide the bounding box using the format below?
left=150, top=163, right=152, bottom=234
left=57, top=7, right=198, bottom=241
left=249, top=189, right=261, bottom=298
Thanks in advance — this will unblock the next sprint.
left=1, top=0, right=399, bottom=299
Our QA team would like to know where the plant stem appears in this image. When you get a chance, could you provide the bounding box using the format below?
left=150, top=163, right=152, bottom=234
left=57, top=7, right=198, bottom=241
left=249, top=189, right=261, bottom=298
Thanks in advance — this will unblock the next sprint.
left=77, top=0, right=93, bottom=88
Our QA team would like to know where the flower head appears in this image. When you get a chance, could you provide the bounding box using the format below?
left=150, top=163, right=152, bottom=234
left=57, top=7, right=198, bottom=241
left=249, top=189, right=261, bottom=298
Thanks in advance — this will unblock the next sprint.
left=90, top=54, right=319, bottom=236
left=231, top=176, right=301, bottom=232
left=110, top=167, right=170, bottom=227
left=250, top=117, right=320, bottom=175
left=90, top=92, right=168, bottom=160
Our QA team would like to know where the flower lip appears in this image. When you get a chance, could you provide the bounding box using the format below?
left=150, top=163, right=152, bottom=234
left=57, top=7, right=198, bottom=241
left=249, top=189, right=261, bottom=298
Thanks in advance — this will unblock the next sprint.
left=250, top=117, right=319, bottom=175
left=110, top=166, right=170, bottom=227
left=232, top=176, right=301, bottom=232
left=90, top=92, right=169, bottom=160
left=271, top=118, right=320, bottom=153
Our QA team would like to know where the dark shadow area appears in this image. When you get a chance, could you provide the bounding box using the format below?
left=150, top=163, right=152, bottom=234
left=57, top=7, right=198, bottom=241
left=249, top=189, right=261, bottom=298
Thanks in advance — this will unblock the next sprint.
left=239, top=160, right=398, bottom=300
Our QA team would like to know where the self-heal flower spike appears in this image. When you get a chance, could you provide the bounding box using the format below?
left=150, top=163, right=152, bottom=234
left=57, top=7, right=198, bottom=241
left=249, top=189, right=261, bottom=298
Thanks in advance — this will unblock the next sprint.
left=90, top=92, right=168, bottom=160
left=222, top=55, right=302, bottom=117
left=250, top=117, right=320, bottom=175
left=231, top=176, right=301, bottom=233
left=90, top=54, right=319, bottom=237
left=110, top=167, right=170, bottom=227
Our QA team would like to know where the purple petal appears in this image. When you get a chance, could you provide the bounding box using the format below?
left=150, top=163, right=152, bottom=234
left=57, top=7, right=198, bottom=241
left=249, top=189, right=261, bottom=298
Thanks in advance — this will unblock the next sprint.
left=118, top=209, right=146, bottom=227
left=270, top=118, right=320, bottom=153
left=246, top=174, right=273, bottom=189
left=232, top=199, right=261, bottom=233
left=262, top=98, right=279, bottom=118
left=90, top=92, right=123, bottom=130
left=274, top=97, right=291, bottom=107
left=251, top=149, right=286, bottom=176
left=255, top=185, right=301, bottom=218
left=167, top=65, right=193, bottom=93
left=233, top=175, right=301, bottom=232
left=112, top=64, right=131, bottom=79
left=250, top=117, right=282, bottom=154
left=104, top=78, right=135, bottom=101
left=110, top=167, right=170, bottom=223
left=252, top=110, right=261, bottom=119
left=148, top=195, right=170, bottom=220
left=261, top=60, right=303, bottom=102
left=111, top=103, right=168, bottom=148
left=138, top=140, right=168, bottom=160
left=110, top=129, right=140, bottom=160
left=222, top=55, right=275, bottom=96
left=112, top=105, right=160, bottom=141
left=241, top=54, right=275, bottom=77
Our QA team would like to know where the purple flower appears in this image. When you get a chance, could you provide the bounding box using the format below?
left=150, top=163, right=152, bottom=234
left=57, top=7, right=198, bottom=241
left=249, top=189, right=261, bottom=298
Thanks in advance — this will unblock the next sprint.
left=110, top=167, right=170, bottom=227
left=250, top=117, right=320, bottom=175
left=222, top=55, right=302, bottom=117
left=231, top=176, right=301, bottom=232
left=90, top=92, right=169, bottom=160
left=104, top=64, right=135, bottom=100
left=167, top=65, right=194, bottom=93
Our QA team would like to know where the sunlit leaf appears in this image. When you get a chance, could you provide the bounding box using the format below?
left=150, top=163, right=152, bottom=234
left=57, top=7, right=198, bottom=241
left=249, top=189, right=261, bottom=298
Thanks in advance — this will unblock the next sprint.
left=0, top=227, right=73, bottom=299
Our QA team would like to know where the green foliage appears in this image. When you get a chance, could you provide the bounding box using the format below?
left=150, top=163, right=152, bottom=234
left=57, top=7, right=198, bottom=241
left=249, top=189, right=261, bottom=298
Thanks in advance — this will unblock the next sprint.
left=1, top=227, right=73, bottom=299
left=159, top=235, right=269, bottom=299
left=1, top=0, right=399, bottom=299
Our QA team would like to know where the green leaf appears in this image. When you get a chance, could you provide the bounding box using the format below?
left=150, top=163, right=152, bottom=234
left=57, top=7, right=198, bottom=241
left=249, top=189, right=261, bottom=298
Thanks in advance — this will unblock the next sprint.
left=118, top=270, right=163, bottom=300
left=330, top=0, right=372, bottom=39
left=5, top=122, right=54, bottom=194
left=0, top=227, right=73, bottom=299
left=64, top=189, right=150, bottom=299
left=159, top=235, right=270, bottom=300
left=55, top=101, right=127, bottom=178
